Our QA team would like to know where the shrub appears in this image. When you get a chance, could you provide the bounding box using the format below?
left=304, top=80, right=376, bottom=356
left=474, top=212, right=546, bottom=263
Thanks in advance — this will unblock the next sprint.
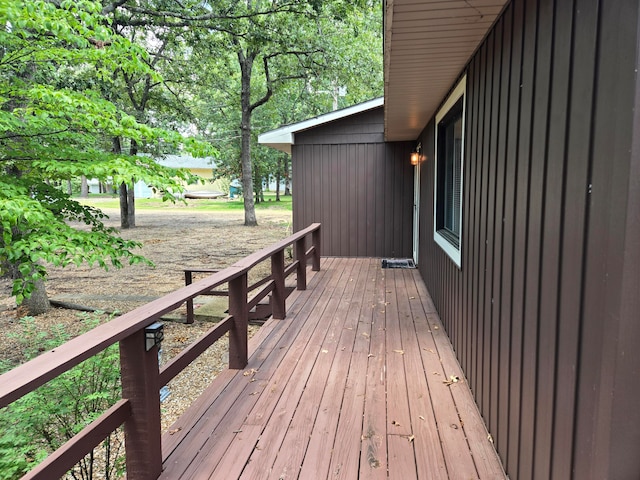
left=0, top=314, right=124, bottom=480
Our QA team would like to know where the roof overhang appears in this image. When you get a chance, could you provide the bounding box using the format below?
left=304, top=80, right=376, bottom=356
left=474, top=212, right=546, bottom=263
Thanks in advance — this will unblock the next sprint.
left=384, top=0, right=509, bottom=141
left=258, top=97, right=384, bottom=154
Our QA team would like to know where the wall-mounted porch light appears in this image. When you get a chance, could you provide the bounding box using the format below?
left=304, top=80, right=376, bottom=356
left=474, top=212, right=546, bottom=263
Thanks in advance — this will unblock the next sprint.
left=410, top=142, right=423, bottom=166
left=144, top=322, right=164, bottom=351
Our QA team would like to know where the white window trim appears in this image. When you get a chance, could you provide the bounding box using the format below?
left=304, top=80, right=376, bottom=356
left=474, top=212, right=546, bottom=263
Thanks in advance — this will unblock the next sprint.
left=433, top=75, right=466, bottom=268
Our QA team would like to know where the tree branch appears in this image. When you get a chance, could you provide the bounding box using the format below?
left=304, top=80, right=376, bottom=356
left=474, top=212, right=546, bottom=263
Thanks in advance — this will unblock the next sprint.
left=0, top=127, right=70, bottom=141
left=101, top=0, right=129, bottom=15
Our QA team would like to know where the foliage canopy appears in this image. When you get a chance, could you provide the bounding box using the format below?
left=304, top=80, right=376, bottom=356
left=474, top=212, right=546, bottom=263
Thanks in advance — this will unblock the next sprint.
left=0, top=0, right=214, bottom=302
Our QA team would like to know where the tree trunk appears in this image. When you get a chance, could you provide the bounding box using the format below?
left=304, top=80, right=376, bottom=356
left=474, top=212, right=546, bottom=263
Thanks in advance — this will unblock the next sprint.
left=66, top=179, right=72, bottom=195
left=119, top=182, right=130, bottom=229
left=23, top=278, right=50, bottom=316
left=113, top=136, right=135, bottom=229
left=275, top=156, right=281, bottom=201
left=80, top=175, right=89, bottom=197
left=284, top=155, right=291, bottom=196
left=127, top=184, right=135, bottom=227
left=238, top=51, right=258, bottom=226
left=127, top=140, right=137, bottom=228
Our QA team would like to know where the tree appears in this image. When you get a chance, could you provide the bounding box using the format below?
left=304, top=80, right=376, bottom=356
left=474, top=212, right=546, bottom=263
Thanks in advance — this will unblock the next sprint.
left=0, top=0, right=213, bottom=310
left=107, top=22, right=204, bottom=229
left=112, top=0, right=380, bottom=226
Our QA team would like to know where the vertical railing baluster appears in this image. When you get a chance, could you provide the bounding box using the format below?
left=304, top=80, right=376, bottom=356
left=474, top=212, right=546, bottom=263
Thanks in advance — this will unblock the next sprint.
left=295, top=237, right=307, bottom=290
left=312, top=226, right=321, bottom=271
left=228, top=272, right=248, bottom=369
left=119, top=330, right=162, bottom=480
left=271, top=249, right=286, bottom=319
left=184, top=270, right=195, bottom=324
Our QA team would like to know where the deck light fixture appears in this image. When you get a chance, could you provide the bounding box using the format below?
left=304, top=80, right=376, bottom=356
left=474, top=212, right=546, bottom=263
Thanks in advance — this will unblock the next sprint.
left=411, top=142, right=423, bottom=166
left=144, top=322, right=164, bottom=351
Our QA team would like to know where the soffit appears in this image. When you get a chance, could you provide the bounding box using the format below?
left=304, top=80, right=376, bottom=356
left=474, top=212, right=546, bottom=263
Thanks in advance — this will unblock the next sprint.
left=384, top=0, right=508, bottom=141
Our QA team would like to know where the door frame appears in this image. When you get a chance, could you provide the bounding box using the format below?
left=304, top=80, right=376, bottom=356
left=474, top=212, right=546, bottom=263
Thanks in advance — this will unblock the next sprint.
left=413, top=163, right=421, bottom=265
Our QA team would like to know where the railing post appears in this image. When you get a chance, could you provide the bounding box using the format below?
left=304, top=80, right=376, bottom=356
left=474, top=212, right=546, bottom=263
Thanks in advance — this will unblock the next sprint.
left=228, top=272, right=248, bottom=369
left=312, top=226, right=321, bottom=272
left=119, top=330, right=162, bottom=480
left=271, top=249, right=286, bottom=319
left=184, top=270, right=194, bottom=324
left=294, top=237, right=307, bottom=290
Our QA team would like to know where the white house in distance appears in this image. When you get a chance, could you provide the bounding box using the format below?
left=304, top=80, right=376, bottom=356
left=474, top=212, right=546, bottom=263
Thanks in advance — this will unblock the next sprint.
left=87, top=155, right=217, bottom=198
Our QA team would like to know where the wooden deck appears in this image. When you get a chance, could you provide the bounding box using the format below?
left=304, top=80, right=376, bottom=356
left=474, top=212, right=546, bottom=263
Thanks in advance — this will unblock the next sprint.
left=160, top=257, right=506, bottom=479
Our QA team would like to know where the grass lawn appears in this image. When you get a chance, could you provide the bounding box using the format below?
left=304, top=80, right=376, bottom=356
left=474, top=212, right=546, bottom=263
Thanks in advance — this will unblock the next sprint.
left=77, top=192, right=292, bottom=212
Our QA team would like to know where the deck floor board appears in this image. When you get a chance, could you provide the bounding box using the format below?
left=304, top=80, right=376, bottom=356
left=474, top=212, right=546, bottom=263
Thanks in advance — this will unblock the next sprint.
left=160, top=258, right=506, bottom=479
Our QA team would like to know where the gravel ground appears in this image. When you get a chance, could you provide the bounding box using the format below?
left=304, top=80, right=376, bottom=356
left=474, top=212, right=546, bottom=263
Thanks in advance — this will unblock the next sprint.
left=0, top=201, right=292, bottom=432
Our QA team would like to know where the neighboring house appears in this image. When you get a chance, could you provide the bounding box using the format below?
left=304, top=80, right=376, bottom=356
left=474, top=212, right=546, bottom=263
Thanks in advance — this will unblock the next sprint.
left=86, top=155, right=216, bottom=198
left=260, top=0, right=640, bottom=478
left=155, top=154, right=215, bottom=180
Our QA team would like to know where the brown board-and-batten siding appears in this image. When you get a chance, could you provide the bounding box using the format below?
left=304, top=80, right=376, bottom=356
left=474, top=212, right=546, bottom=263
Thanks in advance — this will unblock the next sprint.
left=417, top=0, right=640, bottom=479
left=292, top=107, right=414, bottom=257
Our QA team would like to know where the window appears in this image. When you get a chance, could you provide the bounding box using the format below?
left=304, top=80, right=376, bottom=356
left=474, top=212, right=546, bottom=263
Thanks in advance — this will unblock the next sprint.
left=433, top=76, right=465, bottom=267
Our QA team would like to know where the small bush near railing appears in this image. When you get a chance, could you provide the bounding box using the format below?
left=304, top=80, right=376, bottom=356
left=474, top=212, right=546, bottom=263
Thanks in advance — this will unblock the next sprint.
left=0, top=315, right=124, bottom=480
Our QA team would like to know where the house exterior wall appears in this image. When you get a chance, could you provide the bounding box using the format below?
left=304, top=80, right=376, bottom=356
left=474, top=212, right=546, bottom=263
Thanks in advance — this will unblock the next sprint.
left=292, top=108, right=414, bottom=257
left=417, top=0, right=640, bottom=478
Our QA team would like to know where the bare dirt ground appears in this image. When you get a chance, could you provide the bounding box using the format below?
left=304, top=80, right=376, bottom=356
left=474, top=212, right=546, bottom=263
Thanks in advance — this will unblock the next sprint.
left=0, top=200, right=292, bottom=430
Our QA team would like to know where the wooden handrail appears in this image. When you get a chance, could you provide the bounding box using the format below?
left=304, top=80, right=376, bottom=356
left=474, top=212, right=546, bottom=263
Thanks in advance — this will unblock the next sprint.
left=0, top=266, right=243, bottom=407
left=0, top=223, right=321, bottom=480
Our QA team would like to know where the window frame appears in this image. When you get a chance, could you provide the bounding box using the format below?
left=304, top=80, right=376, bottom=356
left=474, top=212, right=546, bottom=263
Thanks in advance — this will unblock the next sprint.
left=433, top=75, right=466, bottom=268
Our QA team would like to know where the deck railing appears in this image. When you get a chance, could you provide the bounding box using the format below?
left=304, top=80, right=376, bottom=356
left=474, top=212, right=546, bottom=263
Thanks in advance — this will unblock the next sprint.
left=0, top=223, right=321, bottom=480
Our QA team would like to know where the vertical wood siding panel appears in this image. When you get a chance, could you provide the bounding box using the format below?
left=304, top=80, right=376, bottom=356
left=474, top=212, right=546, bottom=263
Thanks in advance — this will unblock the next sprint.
left=375, top=145, right=384, bottom=256
left=523, top=0, right=554, bottom=478
left=404, top=145, right=412, bottom=257
left=464, top=56, right=479, bottom=382
left=305, top=146, right=313, bottom=234
left=333, top=145, right=340, bottom=255
left=339, top=145, right=347, bottom=255
left=503, top=1, right=525, bottom=473
left=376, top=146, right=385, bottom=256
left=330, top=145, right=337, bottom=254
left=511, top=0, right=537, bottom=477
left=472, top=42, right=487, bottom=405
left=551, top=0, right=594, bottom=477
left=483, top=25, right=498, bottom=430
left=340, top=145, right=350, bottom=255
left=291, top=147, right=300, bottom=233
left=521, top=0, right=550, bottom=477
left=479, top=32, right=493, bottom=418
left=363, top=144, right=371, bottom=257
left=323, top=145, right=331, bottom=254
left=360, top=145, right=366, bottom=256
left=486, top=22, right=504, bottom=437
left=348, top=144, right=357, bottom=256
left=610, top=22, right=640, bottom=476
left=497, top=3, right=517, bottom=469
left=575, top=0, right=639, bottom=477
left=397, top=145, right=408, bottom=257
left=355, top=144, right=362, bottom=256
left=535, top=0, right=573, bottom=477
left=399, top=145, right=410, bottom=256
left=391, top=145, right=399, bottom=256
